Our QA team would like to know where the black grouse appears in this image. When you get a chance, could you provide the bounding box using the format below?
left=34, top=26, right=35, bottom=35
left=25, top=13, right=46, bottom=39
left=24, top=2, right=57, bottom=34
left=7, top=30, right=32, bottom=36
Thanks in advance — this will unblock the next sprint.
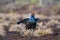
left=17, top=14, right=40, bottom=29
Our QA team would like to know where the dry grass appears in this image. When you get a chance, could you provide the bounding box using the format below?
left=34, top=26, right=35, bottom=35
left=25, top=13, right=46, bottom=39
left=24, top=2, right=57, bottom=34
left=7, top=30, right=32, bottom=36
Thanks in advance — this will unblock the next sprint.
left=0, top=12, right=60, bottom=37
left=33, top=28, right=53, bottom=37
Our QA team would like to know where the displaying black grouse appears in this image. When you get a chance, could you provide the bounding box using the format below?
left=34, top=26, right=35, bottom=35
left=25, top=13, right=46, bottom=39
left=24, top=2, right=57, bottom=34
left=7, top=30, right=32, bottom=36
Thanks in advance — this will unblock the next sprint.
left=17, top=14, right=40, bottom=29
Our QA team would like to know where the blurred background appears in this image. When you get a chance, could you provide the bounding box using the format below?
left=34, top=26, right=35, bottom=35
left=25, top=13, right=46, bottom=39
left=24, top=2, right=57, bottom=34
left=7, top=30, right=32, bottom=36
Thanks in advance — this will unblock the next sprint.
left=0, top=0, right=60, bottom=40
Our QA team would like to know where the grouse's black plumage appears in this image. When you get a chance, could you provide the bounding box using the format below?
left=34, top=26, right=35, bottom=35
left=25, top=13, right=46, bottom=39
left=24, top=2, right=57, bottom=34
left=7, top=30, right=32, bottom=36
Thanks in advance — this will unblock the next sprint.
left=17, top=14, right=40, bottom=29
